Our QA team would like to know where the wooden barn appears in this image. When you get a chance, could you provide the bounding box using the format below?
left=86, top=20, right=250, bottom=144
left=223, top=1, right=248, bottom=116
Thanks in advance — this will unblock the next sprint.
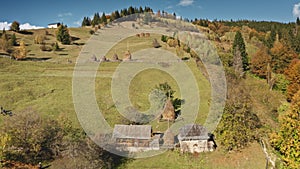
left=112, top=125, right=159, bottom=152
left=178, top=124, right=216, bottom=153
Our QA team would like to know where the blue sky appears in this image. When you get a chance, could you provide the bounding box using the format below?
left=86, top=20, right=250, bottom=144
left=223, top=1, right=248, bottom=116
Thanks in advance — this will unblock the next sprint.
left=1, top=0, right=300, bottom=29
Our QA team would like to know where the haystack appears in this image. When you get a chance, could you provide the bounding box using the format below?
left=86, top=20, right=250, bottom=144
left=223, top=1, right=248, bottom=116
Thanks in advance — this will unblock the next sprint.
left=112, top=53, right=120, bottom=61
left=100, top=56, right=108, bottom=62
left=90, top=54, right=98, bottom=62
left=123, top=50, right=132, bottom=61
left=161, top=99, right=175, bottom=121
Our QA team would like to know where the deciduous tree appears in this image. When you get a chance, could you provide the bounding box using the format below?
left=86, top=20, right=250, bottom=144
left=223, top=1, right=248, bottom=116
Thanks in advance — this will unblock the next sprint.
left=250, top=46, right=271, bottom=78
left=216, top=80, right=261, bottom=151
left=270, top=90, right=300, bottom=168
left=10, top=21, right=20, bottom=32
left=270, top=40, right=297, bottom=73
left=285, top=59, right=300, bottom=102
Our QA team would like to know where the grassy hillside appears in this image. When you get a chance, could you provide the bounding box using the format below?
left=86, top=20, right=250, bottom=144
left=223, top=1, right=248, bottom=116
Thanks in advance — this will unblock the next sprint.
left=0, top=23, right=288, bottom=169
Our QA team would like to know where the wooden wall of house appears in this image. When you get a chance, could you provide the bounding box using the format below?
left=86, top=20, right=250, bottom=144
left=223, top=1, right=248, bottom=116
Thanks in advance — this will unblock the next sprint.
left=179, top=140, right=215, bottom=153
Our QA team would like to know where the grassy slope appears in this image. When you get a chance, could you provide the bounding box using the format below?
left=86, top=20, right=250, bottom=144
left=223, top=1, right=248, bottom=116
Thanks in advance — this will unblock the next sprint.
left=0, top=26, right=285, bottom=169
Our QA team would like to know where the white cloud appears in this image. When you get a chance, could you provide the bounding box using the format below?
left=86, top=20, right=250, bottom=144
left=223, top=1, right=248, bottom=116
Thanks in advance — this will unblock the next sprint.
left=0, top=22, right=44, bottom=30
left=293, top=3, right=300, bottom=17
left=73, top=19, right=82, bottom=27
left=0, top=22, right=11, bottom=30
left=58, top=12, right=72, bottom=18
left=166, top=5, right=173, bottom=9
left=20, top=23, right=44, bottom=30
left=178, top=0, right=194, bottom=6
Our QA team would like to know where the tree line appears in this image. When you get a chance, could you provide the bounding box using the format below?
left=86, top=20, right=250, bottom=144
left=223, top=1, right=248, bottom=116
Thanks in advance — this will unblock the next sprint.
left=81, top=6, right=154, bottom=27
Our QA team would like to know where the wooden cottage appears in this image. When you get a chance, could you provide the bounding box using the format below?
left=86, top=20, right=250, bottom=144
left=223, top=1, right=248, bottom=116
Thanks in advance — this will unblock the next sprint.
left=112, top=125, right=159, bottom=152
left=178, top=124, right=216, bottom=153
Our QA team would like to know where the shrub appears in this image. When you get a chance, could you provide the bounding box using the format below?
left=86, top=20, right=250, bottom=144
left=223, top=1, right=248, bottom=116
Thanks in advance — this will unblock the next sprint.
left=161, top=35, right=167, bottom=42
left=167, top=38, right=178, bottom=47
left=52, top=42, right=59, bottom=51
left=89, top=30, right=95, bottom=35
left=40, top=44, right=52, bottom=52
left=13, top=40, right=26, bottom=60
left=34, top=35, right=46, bottom=44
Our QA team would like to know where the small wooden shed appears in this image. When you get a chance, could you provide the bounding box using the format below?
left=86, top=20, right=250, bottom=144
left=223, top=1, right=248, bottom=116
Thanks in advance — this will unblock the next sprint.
left=178, top=124, right=216, bottom=153
left=112, top=125, right=159, bottom=152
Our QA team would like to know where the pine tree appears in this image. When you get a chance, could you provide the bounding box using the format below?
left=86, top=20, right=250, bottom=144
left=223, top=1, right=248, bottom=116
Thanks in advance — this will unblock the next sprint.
left=92, top=13, right=100, bottom=27
left=297, top=17, right=300, bottom=26
left=10, top=33, right=17, bottom=46
left=265, top=29, right=276, bottom=48
left=233, top=31, right=248, bottom=71
left=56, top=24, right=71, bottom=45
left=81, top=17, right=91, bottom=27
left=101, top=12, right=107, bottom=25
left=115, top=10, right=120, bottom=19
left=128, top=6, right=134, bottom=15
left=139, top=6, right=144, bottom=13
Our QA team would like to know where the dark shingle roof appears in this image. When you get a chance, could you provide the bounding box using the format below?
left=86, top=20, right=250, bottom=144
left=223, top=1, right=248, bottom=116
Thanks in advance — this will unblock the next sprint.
left=113, top=125, right=152, bottom=140
left=178, top=124, right=209, bottom=141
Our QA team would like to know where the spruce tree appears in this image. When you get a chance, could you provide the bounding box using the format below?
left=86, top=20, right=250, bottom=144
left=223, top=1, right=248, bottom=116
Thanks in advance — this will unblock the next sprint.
left=10, top=33, right=17, bottom=46
left=101, top=13, right=107, bottom=24
left=115, top=10, right=120, bottom=19
left=233, top=31, right=248, bottom=71
left=56, top=24, right=71, bottom=45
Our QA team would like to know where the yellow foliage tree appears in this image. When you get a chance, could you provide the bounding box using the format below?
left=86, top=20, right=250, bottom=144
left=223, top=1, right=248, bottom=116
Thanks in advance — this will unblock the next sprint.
left=270, top=90, right=300, bottom=168
left=250, top=46, right=272, bottom=78
left=14, top=40, right=27, bottom=60
left=270, top=40, right=297, bottom=73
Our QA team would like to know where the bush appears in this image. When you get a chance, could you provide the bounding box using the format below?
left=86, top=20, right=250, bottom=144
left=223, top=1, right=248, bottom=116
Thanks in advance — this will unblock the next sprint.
left=52, top=42, right=59, bottom=51
left=167, top=38, right=179, bottom=47
left=40, top=44, right=52, bottom=52
left=273, top=74, right=289, bottom=94
left=161, top=35, right=167, bottom=42
left=13, top=40, right=26, bottom=60
left=10, top=21, right=20, bottom=32
left=89, top=30, right=95, bottom=35
left=34, top=35, right=46, bottom=44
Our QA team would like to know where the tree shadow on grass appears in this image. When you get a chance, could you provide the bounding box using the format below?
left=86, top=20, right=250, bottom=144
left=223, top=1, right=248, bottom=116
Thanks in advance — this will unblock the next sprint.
left=71, top=36, right=80, bottom=41
left=18, top=30, right=34, bottom=35
left=22, top=57, right=51, bottom=61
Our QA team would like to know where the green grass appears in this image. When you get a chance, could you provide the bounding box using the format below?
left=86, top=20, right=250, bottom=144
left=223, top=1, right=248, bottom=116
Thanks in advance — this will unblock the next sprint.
left=0, top=27, right=279, bottom=169
left=121, top=143, right=266, bottom=169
